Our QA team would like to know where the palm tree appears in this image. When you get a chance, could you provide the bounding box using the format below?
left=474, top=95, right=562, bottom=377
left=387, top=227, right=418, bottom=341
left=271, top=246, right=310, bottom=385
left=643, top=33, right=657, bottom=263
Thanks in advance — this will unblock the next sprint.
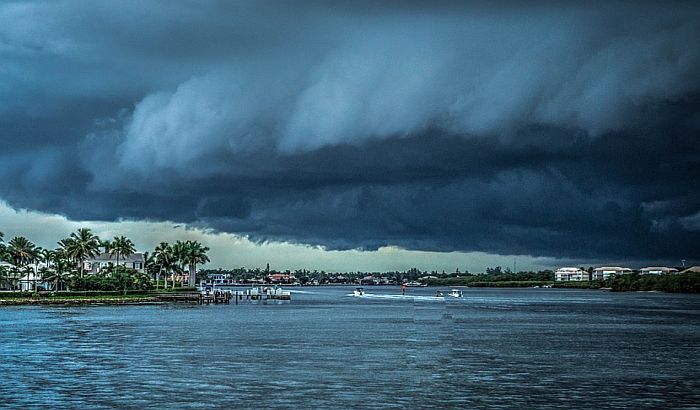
left=62, top=228, right=101, bottom=278
left=33, top=246, right=44, bottom=290
left=7, top=236, right=39, bottom=290
left=0, top=231, right=8, bottom=266
left=153, top=242, right=173, bottom=289
left=0, top=264, right=9, bottom=290
left=53, top=250, right=74, bottom=291
left=170, top=263, right=184, bottom=288
left=184, top=240, right=209, bottom=287
left=143, top=251, right=157, bottom=284
left=40, top=248, right=54, bottom=266
left=7, top=236, right=37, bottom=267
left=37, top=266, right=54, bottom=290
left=100, top=239, right=112, bottom=270
left=20, top=265, right=34, bottom=289
left=172, top=240, right=188, bottom=287
left=7, top=265, right=23, bottom=290
left=38, top=248, right=55, bottom=290
left=110, top=236, right=136, bottom=273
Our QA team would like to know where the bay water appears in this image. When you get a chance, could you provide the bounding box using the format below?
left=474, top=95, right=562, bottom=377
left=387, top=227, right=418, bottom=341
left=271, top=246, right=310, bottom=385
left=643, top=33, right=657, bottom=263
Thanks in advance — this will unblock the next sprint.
left=1, top=287, right=698, bottom=408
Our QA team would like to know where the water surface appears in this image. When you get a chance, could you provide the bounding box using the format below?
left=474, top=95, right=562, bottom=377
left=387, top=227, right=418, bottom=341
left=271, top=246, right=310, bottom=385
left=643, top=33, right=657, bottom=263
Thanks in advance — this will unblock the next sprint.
left=1, top=287, right=698, bottom=408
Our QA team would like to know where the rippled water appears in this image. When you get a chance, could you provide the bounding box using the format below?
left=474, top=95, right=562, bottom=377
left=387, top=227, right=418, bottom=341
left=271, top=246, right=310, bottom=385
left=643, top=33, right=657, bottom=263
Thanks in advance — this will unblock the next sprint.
left=1, top=287, right=698, bottom=408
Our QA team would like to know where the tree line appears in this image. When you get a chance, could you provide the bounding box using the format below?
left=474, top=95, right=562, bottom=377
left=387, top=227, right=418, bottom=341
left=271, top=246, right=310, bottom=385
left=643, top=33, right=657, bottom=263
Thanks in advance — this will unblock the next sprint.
left=607, top=271, right=700, bottom=293
left=199, top=266, right=555, bottom=285
left=0, top=229, right=209, bottom=292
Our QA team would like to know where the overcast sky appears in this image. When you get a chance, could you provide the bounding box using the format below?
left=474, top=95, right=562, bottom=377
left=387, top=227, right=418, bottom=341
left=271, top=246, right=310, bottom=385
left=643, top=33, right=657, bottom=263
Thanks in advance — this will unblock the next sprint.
left=1, top=1, right=698, bottom=271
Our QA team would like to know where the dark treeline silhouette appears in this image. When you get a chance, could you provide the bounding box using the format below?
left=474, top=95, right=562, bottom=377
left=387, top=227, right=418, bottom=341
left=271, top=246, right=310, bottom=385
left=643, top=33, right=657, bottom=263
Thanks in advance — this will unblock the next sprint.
left=199, top=265, right=555, bottom=286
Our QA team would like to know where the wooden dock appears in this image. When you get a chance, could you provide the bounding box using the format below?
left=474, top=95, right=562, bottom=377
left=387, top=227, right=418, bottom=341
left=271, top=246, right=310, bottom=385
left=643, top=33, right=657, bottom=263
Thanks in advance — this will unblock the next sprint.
left=155, top=287, right=291, bottom=305
left=231, top=289, right=291, bottom=302
left=155, top=292, right=230, bottom=304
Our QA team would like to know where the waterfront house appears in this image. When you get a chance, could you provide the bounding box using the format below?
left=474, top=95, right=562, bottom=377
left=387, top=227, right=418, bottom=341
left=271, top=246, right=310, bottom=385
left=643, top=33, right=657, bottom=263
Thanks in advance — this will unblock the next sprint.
left=202, top=273, right=237, bottom=286
left=267, top=273, right=296, bottom=284
left=680, top=266, right=700, bottom=274
left=555, top=267, right=589, bottom=281
left=84, top=252, right=146, bottom=274
left=639, top=267, right=678, bottom=275
left=360, top=275, right=379, bottom=285
left=592, top=267, right=632, bottom=280
left=331, top=275, right=349, bottom=284
left=0, top=261, right=18, bottom=290
left=0, top=261, right=47, bottom=291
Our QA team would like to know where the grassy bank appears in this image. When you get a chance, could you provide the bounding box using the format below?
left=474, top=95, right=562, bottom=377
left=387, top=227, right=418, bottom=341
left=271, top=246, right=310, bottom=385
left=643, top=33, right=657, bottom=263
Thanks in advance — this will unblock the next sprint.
left=0, top=297, right=159, bottom=305
left=0, top=295, right=159, bottom=305
left=0, top=288, right=198, bottom=306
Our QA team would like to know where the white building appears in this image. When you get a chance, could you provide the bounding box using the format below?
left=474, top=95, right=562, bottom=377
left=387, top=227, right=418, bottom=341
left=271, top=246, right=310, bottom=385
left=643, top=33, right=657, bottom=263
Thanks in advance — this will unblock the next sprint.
left=639, top=267, right=678, bottom=275
left=0, top=261, right=17, bottom=290
left=202, top=273, right=235, bottom=286
left=555, top=267, right=590, bottom=281
left=84, top=252, right=146, bottom=274
left=592, top=267, right=632, bottom=280
left=0, top=261, right=47, bottom=291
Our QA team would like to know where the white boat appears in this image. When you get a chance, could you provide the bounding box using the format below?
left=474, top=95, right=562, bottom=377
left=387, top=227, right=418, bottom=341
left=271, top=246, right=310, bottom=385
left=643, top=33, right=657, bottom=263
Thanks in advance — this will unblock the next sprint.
left=448, top=289, right=463, bottom=298
left=353, top=287, right=365, bottom=296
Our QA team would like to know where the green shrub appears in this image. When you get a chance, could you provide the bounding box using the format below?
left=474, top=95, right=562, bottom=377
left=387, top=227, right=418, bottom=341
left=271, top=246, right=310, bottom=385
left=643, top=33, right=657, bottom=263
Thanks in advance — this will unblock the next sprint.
left=551, top=280, right=604, bottom=289
left=607, top=272, right=700, bottom=293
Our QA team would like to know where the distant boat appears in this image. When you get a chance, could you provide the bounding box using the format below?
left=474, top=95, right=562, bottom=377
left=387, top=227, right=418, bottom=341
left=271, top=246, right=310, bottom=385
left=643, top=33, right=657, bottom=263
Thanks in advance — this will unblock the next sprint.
left=353, top=287, right=365, bottom=296
left=448, top=289, right=463, bottom=298
left=405, top=281, right=427, bottom=287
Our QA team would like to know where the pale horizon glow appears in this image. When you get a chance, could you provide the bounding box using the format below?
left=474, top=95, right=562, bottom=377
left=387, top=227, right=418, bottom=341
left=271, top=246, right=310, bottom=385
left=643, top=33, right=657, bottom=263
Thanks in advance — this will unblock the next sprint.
left=1, top=201, right=684, bottom=272
left=0, top=201, right=570, bottom=273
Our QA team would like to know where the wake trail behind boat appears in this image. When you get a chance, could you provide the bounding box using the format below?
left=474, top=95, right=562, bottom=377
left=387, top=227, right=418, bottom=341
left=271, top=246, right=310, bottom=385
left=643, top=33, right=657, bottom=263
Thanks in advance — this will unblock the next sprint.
left=348, top=293, right=445, bottom=302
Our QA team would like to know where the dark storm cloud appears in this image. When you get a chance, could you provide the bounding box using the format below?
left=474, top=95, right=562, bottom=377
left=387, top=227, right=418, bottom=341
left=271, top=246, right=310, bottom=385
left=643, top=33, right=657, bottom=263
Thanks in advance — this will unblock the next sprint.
left=1, top=0, right=699, bottom=262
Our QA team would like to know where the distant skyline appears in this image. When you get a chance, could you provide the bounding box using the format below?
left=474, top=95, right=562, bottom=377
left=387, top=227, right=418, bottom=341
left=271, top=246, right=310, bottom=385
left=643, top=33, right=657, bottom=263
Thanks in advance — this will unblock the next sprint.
left=0, top=1, right=698, bottom=270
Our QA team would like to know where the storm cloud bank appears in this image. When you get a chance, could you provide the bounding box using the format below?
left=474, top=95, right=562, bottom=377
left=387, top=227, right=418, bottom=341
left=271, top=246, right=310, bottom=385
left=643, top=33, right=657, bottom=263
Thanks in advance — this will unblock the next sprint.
left=1, top=1, right=699, bottom=261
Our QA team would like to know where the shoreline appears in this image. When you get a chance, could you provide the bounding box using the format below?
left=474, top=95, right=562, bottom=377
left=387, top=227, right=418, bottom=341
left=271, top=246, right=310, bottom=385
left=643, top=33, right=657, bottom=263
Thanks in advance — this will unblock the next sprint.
left=0, top=296, right=160, bottom=306
left=1, top=284, right=695, bottom=306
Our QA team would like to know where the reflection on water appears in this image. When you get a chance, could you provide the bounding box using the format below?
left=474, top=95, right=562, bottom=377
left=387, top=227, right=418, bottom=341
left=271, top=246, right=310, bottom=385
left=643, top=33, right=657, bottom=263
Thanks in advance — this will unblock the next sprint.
left=1, top=287, right=698, bottom=408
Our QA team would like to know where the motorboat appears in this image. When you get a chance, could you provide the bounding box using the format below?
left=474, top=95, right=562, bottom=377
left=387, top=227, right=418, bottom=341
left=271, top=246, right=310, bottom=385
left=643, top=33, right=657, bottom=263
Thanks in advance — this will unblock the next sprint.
left=404, top=281, right=427, bottom=287
left=353, top=287, right=365, bottom=296
left=448, top=289, right=463, bottom=298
